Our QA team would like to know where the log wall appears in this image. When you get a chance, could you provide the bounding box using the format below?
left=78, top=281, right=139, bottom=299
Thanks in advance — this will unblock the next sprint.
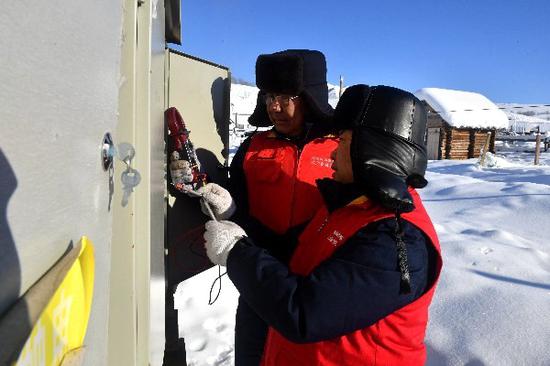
left=442, top=127, right=496, bottom=159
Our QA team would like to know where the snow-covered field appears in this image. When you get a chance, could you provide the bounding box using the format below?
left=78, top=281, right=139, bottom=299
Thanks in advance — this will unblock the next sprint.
left=421, top=146, right=550, bottom=365
left=175, top=85, right=550, bottom=365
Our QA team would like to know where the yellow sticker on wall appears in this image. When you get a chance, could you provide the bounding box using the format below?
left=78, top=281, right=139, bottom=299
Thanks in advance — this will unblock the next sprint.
left=14, top=237, right=95, bottom=366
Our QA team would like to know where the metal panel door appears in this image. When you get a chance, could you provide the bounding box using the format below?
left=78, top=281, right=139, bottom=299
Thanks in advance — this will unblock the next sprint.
left=165, top=49, right=230, bottom=283
left=164, top=50, right=230, bottom=363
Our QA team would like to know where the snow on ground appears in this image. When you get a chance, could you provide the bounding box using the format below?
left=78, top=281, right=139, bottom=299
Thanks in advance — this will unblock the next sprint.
left=175, top=268, right=238, bottom=366
left=421, top=154, right=550, bottom=365
left=176, top=142, right=550, bottom=365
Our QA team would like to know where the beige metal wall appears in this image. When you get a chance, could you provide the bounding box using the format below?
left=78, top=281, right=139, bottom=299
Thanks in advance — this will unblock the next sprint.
left=108, top=0, right=166, bottom=365
left=1, top=0, right=168, bottom=364
left=167, top=51, right=230, bottom=169
left=149, top=3, right=169, bottom=366
left=0, top=1, right=122, bottom=364
left=0, top=1, right=230, bottom=363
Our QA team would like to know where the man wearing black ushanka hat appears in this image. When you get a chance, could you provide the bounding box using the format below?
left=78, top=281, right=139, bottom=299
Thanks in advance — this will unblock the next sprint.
left=202, top=85, right=443, bottom=365
left=195, top=50, right=339, bottom=365
left=247, top=49, right=334, bottom=128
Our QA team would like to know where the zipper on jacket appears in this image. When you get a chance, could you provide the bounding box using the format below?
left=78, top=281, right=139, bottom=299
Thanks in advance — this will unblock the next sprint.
left=277, top=125, right=313, bottom=230
left=317, top=215, right=329, bottom=232
left=288, top=144, right=301, bottom=229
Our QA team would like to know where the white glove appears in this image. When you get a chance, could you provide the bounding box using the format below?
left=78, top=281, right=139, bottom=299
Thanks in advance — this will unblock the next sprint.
left=203, top=220, right=246, bottom=266
left=196, top=183, right=236, bottom=220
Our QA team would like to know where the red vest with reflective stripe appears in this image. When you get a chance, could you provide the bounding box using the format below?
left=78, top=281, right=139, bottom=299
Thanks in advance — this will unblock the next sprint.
left=243, top=131, right=338, bottom=234
left=261, top=190, right=442, bottom=366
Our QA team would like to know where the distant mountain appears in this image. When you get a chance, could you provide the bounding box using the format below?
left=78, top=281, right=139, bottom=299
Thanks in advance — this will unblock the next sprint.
left=497, top=103, right=550, bottom=121
left=230, top=83, right=258, bottom=116
left=327, top=83, right=342, bottom=108
left=496, top=103, right=550, bottom=133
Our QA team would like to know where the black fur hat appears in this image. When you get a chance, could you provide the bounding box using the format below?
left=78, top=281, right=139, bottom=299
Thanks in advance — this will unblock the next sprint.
left=248, top=49, right=333, bottom=127
left=333, top=84, right=428, bottom=212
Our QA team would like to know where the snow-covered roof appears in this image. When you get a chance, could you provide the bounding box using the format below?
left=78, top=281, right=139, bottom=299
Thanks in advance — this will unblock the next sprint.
left=414, top=87, right=508, bottom=129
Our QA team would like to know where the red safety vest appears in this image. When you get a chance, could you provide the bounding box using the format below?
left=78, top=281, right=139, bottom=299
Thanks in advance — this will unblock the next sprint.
left=261, top=190, right=442, bottom=366
left=243, top=130, right=338, bottom=234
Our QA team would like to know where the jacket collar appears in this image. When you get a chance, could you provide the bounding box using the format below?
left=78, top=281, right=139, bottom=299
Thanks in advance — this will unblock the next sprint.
left=316, top=178, right=366, bottom=212
left=266, top=122, right=337, bottom=146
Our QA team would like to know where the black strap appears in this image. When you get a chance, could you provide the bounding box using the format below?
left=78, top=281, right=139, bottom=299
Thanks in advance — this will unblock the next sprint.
left=208, top=265, right=227, bottom=305
left=395, top=213, right=412, bottom=294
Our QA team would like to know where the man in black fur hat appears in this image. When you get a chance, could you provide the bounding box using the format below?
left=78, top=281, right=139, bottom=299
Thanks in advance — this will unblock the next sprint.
left=202, top=85, right=442, bottom=365
left=196, top=49, right=339, bottom=365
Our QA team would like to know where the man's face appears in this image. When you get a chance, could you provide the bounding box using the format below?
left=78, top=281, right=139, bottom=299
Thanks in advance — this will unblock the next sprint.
left=265, top=94, right=305, bottom=137
left=331, top=130, right=354, bottom=183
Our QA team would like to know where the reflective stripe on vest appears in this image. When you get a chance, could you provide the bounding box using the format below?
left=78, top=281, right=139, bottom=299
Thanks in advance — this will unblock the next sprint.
left=261, top=190, right=442, bottom=366
left=243, top=131, right=338, bottom=234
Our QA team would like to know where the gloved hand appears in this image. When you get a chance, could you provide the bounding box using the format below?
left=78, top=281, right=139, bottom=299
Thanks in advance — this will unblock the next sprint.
left=203, top=220, right=247, bottom=266
left=196, top=183, right=236, bottom=220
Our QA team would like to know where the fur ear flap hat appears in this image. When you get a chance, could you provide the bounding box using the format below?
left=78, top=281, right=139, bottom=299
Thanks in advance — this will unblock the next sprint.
left=248, top=49, right=333, bottom=127
left=333, top=84, right=428, bottom=212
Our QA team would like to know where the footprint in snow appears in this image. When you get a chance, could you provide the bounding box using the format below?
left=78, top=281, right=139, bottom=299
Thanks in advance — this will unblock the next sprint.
left=213, top=345, right=234, bottom=366
left=215, top=323, right=228, bottom=332
left=203, top=317, right=228, bottom=333
left=187, top=338, right=207, bottom=352
left=433, top=223, right=446, bottom=233
left=202, top=318, right=218, bottom=330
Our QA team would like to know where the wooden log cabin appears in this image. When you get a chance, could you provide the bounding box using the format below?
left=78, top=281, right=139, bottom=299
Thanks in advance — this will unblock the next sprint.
left=415, top=88, right=509, bottom=160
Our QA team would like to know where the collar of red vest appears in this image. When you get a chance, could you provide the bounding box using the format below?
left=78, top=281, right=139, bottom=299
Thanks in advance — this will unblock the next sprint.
left=264, top=123, right=338, bottom=142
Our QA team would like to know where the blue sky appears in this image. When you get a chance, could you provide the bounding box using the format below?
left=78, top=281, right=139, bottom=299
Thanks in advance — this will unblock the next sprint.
left=171, top=0, right=550, bottom=103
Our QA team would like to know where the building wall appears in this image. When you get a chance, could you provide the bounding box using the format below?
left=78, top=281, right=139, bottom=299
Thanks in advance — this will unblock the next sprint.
left=447, top=128, right=472, bottom=159
left=0, top=1, right=123, bottom=364
left=424, top=103, right=496, bottom=160
left=444, top=127, right=495, bottom=159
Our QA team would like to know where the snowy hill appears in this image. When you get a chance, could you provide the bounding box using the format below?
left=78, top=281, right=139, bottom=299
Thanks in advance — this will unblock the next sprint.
left=229, top=83, right=258, bottom=116
left=497, top=103, right=550, bottom=133
left=497, top=103, right=550, bottom=121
